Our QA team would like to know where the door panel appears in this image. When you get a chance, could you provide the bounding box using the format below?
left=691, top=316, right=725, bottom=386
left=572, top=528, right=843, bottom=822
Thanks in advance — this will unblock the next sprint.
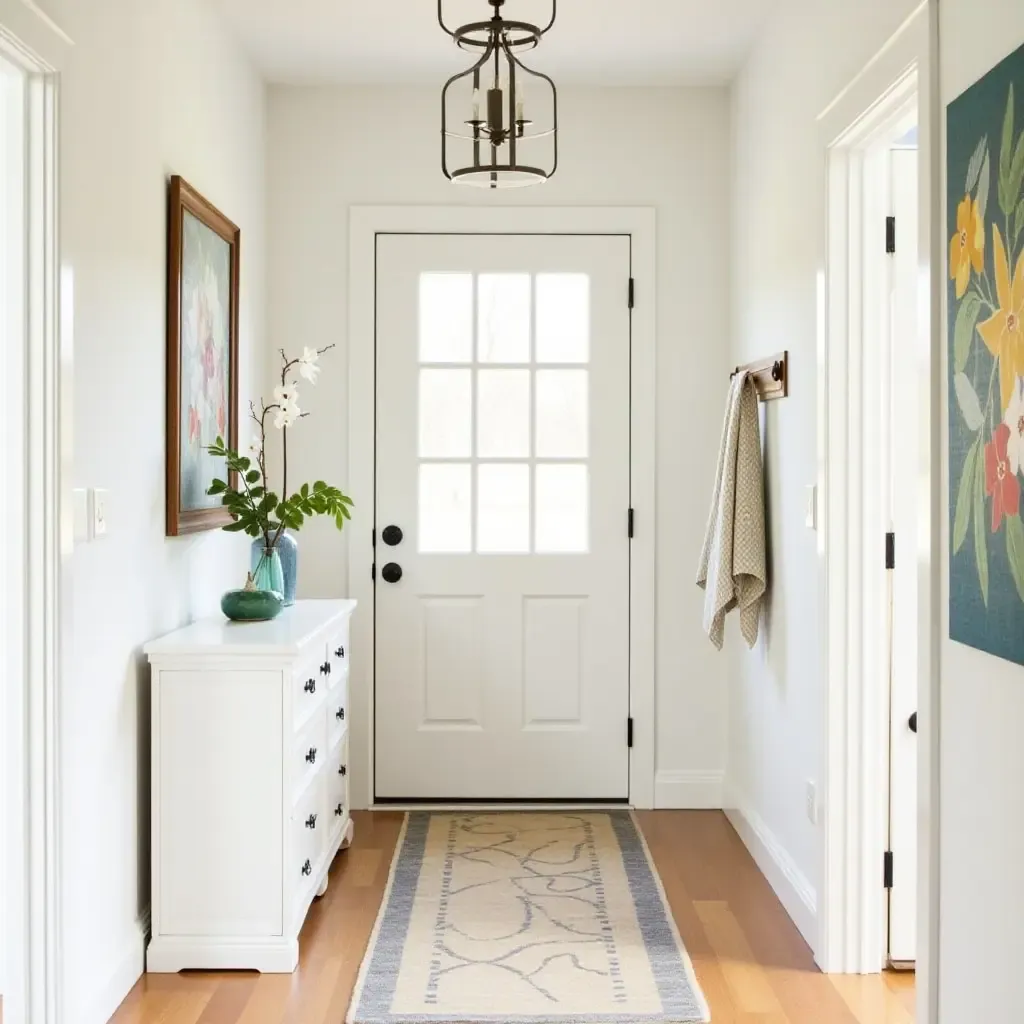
left=374, top=234, right=631, bottom=800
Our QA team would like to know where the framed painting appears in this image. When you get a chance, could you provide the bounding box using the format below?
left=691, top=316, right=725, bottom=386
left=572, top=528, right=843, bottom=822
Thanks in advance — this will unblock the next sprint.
left=165, top=175, right=240, bottom=536
left=948, top=42, right=1024, bottom=663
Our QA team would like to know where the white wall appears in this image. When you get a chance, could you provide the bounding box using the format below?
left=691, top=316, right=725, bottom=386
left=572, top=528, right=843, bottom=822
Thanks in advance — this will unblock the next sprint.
left=267, top=85, right=732, bottom=802
left=939, top=4, right=1024, bottom=1022
left=28, top=0, right=267, bottom=1020
left=727, top=0, right=921, bottom=941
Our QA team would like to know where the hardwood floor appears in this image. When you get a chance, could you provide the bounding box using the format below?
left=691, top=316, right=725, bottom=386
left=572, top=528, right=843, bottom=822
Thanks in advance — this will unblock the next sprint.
left=108, top=810, right=915, bottom=1024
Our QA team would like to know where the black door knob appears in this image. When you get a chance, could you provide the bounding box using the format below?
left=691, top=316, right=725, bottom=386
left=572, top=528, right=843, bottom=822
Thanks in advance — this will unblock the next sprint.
left=909, top=712, right=918, bottom=733
left=381, top=562, right=403, bottom=584
left=382, top=525, right=404, bottom=546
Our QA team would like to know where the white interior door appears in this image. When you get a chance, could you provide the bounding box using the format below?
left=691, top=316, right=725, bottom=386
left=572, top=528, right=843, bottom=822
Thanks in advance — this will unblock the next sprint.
left=887, top=144, right=919, bottom=965
left=374, top=233, right=631, bottom=800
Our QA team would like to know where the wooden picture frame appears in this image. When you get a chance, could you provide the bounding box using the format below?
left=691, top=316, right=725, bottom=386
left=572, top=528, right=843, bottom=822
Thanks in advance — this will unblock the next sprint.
left=165, top=175, right=241, bottom=536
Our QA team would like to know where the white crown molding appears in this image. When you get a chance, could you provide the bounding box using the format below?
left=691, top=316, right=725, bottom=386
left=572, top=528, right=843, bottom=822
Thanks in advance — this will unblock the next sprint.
left=0, top=0, right=72, bottom=71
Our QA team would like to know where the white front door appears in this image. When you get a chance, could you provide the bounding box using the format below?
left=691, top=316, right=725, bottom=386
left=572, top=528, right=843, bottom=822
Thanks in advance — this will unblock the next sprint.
left=374, top=233, right=631, bottom=800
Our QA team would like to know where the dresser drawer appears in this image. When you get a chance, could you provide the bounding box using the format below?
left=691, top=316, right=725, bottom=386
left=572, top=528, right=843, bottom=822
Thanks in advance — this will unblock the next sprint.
left=292, top=773, right=324, bottom=897
left=327, top=618, right=350, bottom=685
left=327, top=733, right=349, bottom=835
left=291, top=654, right=326, bottom=732
left=292, top=709, right=326, bottom=802
left=327, top=680, right=348, bottom=750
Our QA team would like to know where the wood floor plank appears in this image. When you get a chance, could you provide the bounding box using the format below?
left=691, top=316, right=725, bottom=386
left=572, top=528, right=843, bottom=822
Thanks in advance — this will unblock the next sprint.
left=106, top=810, right=914, bottom=1024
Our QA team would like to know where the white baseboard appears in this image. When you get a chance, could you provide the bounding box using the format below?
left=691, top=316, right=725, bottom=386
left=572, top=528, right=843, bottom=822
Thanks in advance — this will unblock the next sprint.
left=723, top=786, right=817, bottom=948
left=78, top=907, right=149, bottom=1024
left=653, top=769, right=724, bottom=809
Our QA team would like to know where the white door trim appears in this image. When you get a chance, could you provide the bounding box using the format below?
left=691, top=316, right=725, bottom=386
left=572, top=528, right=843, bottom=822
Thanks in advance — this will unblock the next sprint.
left=347, top=205, right=657, bottom=810
left=817, top=5, right=940, bottom=1018
left=0, top=4, right=71, bottom=1024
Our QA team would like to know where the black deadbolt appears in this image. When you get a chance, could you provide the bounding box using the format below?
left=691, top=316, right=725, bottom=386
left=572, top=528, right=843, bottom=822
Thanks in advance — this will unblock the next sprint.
left=382, top=525, right=404, bottom=546
left=381, top=562, right=403, bottom=584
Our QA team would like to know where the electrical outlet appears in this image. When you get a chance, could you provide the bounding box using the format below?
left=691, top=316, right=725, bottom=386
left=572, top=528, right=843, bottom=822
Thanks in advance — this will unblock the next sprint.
left=805, top=780, right=819, bottom=825
left=91, top=488, right=109, bottom=537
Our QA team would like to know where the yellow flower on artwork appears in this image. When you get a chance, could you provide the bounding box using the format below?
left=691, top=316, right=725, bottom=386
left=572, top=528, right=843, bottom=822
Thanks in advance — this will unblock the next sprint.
left=949, top=194, right=986, bottom=299
left=979, top=224, right=1024, bottom=414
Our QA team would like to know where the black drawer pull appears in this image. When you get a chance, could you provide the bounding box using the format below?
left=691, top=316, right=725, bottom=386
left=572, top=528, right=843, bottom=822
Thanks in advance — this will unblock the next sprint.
left=336, top=707, right=345, bottom=721
left=305, top=813, right=317, bottom=829
left=301, top=859, right=311, bottom=877
left=303, top=678, right=316, bottom=694
left=320, top=661, right=331, bottom=676
left=338, top=764, right=347, bottom=777
left=334, top=803, right=344, bottom=816
left=334, top=646, right=345, bottom=658
left=305, top=747, right=317, bottom=764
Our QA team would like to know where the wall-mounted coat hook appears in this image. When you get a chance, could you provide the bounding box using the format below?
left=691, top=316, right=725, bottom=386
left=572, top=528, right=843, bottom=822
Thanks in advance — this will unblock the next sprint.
left=731, top=350, right=788, bottom=402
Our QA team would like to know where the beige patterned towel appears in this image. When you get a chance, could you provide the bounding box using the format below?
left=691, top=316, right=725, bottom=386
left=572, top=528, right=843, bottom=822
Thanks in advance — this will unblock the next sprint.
left=696, top=372, right=767, bottom=649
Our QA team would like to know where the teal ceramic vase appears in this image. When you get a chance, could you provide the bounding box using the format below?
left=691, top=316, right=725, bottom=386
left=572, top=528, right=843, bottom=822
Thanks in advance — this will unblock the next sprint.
left=221, top=575, right=284, bottom=622
left=251, top=546, right=285, bottom=596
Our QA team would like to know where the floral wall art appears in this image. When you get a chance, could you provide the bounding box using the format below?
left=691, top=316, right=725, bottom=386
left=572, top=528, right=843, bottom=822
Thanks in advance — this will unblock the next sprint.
left=949, top=42, right=1024, bottom=664
left=165, top=176, right=240, bottom=536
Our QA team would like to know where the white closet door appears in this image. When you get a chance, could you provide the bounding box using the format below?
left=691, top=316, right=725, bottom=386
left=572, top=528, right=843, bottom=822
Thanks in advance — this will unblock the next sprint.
left=374, top=233, right=631, bottom=800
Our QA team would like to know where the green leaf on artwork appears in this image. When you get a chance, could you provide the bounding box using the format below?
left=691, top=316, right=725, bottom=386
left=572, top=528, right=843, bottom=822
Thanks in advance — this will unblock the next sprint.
left=953, top=291, right=983, bottom=373
left=978, top=150, right=992, bottom=222
left=973, top=440, right=990, bottom=607
left=1015, top=197, right=1024, bottom=248
left=1007, top=515, right=1024, bottom=603
left=1010, top=131, right=1024, bottom=205
left=954, top=372, right=985, bottom=431
left=953, top=438, right=979, bottom=555
left=999, top=84, right=1018, bottom=215
left=965, top=135, right=988, bottom=193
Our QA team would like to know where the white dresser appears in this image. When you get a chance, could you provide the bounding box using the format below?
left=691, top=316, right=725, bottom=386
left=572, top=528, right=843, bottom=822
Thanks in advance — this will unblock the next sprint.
left=143, top=599, right=356, bottom=972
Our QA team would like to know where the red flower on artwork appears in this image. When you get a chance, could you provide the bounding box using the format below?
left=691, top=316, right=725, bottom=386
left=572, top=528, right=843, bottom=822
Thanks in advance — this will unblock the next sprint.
left=985, top=423, right=1020, bottom=531
left=188, top=404, right=201, bottom=445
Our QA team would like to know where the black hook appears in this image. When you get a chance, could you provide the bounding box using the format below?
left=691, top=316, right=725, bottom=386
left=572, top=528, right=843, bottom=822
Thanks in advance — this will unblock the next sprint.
left=771, top=360, right=784, bottom=382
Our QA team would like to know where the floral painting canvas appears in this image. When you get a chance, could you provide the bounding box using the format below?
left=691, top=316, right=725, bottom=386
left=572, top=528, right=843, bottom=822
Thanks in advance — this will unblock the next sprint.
left=948, top=42, right=1024, bottom=663
left=166, top=176, right=240, bottom=536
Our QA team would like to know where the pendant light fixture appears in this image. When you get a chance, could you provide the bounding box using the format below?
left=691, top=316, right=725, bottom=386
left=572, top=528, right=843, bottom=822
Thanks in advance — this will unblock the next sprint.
left=439, top=0, right=558, bottom=189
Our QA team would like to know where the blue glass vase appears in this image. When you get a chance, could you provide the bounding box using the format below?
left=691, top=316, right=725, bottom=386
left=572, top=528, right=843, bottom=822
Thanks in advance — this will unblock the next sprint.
left=250, top=545, right=284, bottom=597
left=276, top=530, right=298, bottom=606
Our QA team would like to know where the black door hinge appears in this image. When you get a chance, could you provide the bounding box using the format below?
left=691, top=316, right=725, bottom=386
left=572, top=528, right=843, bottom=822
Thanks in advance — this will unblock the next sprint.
left=372, top=528, right=376, bottom=547
left=628, top=278, right=635, bottom=309
left=628, top=508, right=635, bottom=539
left=885, top=532, right=895, bottom=570
left=627, top=718, right=634, bottom=748
left=883, top=850, right=894, bottom=889
left=371, top=563, right=376, bottom=581
left=886, top=216, right=896, bottom=254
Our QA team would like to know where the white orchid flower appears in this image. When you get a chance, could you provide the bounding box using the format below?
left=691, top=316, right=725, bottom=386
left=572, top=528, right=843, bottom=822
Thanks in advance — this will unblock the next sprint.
left=274, top=383, right=299, bottom=407
left=1004, top=377, right=1024, bottom=475
left=247, top=437, right=262, bottom=457
left=298, top=346, right=321, bottom=384
left=274, top=403, right=299, bottom=430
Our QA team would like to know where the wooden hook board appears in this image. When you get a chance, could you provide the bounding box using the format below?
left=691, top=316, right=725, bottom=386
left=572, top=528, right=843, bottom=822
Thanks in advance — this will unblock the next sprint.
left=731, top=350, right=788, bottom=402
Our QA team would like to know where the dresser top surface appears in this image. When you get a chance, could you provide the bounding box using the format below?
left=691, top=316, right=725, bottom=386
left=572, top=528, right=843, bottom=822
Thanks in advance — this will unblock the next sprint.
left=144, top=599, right=357, bottom=657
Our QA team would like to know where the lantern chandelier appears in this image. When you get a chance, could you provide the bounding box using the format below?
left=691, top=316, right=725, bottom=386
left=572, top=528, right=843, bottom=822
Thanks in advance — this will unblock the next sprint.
left=439, top=0, right=558, bottom=189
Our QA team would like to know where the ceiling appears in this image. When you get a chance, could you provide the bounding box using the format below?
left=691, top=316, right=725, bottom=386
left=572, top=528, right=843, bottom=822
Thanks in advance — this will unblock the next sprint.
left=214, top=0, right=777, bottom=87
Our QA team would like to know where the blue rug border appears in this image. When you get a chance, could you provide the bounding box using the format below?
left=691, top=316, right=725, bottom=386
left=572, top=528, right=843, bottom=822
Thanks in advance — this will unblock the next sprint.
left=350, top=811, right=707, bottom=1024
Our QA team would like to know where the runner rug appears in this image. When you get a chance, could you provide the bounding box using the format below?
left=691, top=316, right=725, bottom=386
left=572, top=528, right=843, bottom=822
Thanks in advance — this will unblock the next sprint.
left=347, top=811, right=710, bottom=1023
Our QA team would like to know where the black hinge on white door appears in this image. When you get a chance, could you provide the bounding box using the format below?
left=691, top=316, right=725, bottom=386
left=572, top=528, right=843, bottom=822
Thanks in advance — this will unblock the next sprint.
left=628, top=277, right=635, bottom=309
left=885, top=531, right=895, bottom=570
left=627, top=718, right=634, bottom=748
left=883, top=850, right=894, bottom=889
left=628, top=508, right=635, bottom=538
left=886, top=216, right=896, bottom=254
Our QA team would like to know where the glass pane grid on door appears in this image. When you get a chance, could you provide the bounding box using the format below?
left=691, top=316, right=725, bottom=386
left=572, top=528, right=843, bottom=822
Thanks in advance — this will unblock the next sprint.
left=417, top=271, right=590, bottom=555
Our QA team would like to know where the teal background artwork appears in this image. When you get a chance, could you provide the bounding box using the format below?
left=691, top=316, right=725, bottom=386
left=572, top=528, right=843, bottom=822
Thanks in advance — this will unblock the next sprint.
left=948, top=41, right=1024, bottom=664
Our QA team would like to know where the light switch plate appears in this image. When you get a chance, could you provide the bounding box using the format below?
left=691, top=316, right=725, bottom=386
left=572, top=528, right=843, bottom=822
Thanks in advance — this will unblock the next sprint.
left=91, top=488, right=109, bottom=537
left=72, top=488, right=90, bottom=543
left=805, top=484, right=818, bottom=530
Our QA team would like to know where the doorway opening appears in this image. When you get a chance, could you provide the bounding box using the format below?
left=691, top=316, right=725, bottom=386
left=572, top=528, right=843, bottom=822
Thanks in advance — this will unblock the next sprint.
left=818, top=4, right=938, bottom=1008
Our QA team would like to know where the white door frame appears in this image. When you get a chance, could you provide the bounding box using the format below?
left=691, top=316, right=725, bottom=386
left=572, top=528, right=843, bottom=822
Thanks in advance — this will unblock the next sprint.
left=0, top=3, right=71, bottom=1023
left=817, top=4, right=940, bottom=1019
left=347, top=205, right=657, bottom=810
